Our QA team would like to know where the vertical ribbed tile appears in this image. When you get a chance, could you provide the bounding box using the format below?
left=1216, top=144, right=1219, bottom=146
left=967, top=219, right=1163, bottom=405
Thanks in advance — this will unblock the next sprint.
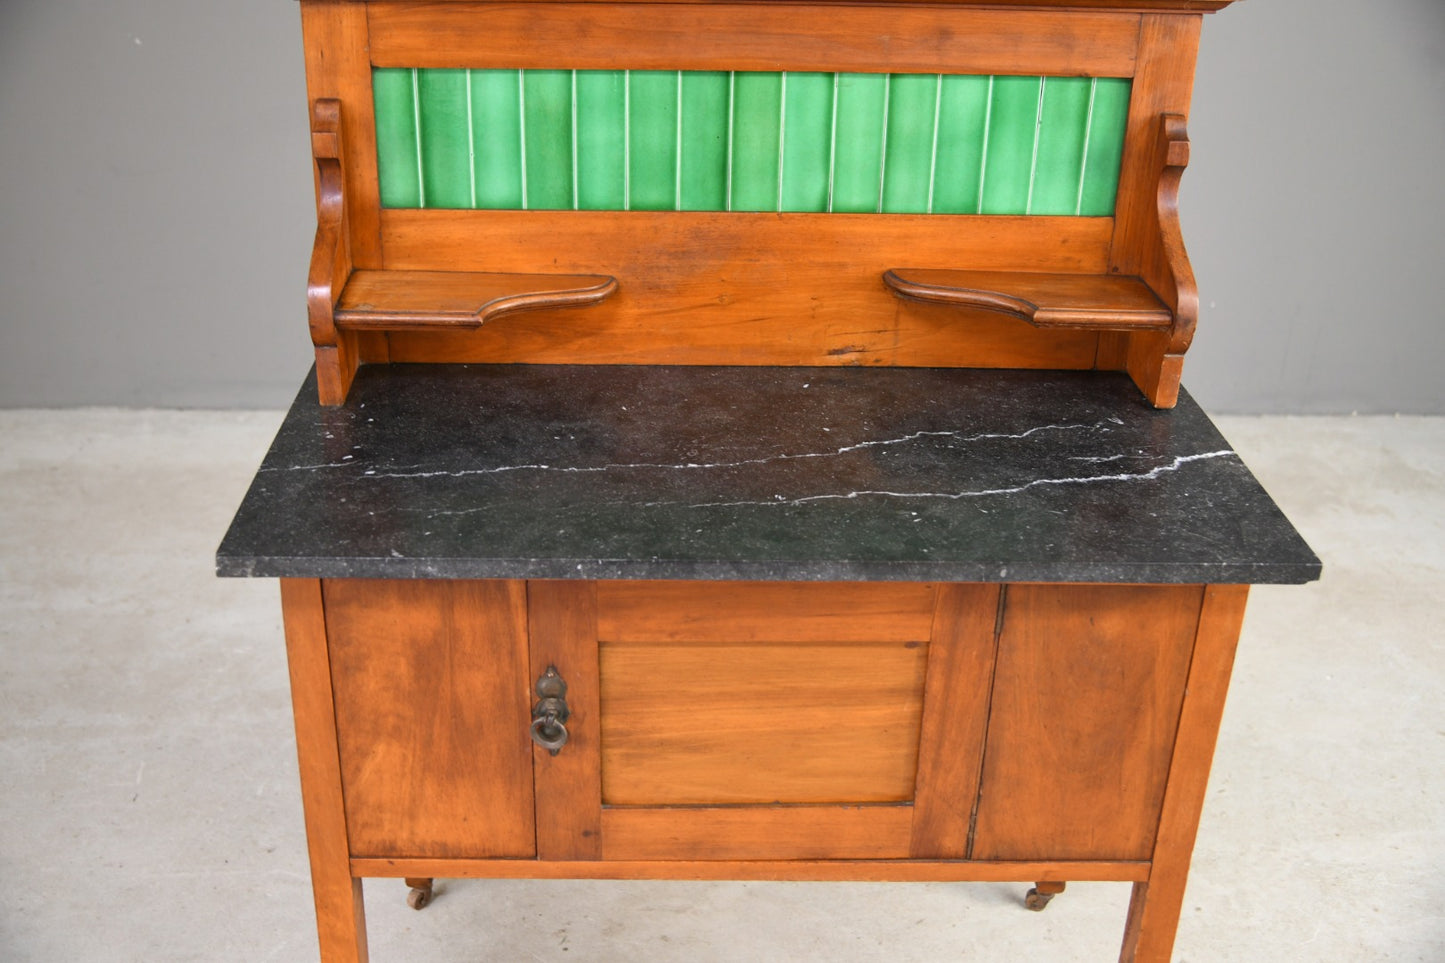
left=521, top=70, right=573, bottom=210
left=929, top=74, right=991, bottom=214
left=574, top=70, right=627, bottom=210
left=779, top=72, right=833, bottom=212
left=880, top=73, right=937, bottom=213
left=627, top=70, right=679, bottom=211
left=830, top=72, right=887, bottom=213
left=374, top=68, right=1130, bottom=216
left=1029, top=77, right=1092, bottom=215
left=729, top=72, right=783, bottom=212
left=470, top=69, right=524, bottom=209
left=1078, top=77, right=1131, bottom=216
left=679, top=71, right=730, bottom=211
left=373, top=68, right=422, bottom=208
left=417, top=69, right=472, bottom=209
left=980, top=75, right=1043, bottom=215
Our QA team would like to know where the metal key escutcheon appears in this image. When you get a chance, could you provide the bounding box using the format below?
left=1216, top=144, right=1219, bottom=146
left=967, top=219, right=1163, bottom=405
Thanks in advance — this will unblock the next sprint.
left=529, top=665, right=570, bottom=754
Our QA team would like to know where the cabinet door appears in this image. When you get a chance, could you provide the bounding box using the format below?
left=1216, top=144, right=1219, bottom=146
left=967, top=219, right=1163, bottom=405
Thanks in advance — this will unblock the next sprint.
left=530, top=580, right=999, bottom=862
left=970, top=584, right=1204, bottom=861
left=323, top=579, right=536, bottom=859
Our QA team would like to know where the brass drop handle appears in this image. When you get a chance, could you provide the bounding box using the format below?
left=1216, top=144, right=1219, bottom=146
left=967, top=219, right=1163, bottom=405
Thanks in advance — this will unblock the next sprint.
left=529, top=666, right=570, bottom=755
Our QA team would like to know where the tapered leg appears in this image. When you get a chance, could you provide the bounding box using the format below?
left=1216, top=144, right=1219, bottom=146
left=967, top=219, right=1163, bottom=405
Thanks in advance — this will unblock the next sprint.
left=282, top=579, right=370, bottom=962
left=1119, top=585, right=1249, bottom=962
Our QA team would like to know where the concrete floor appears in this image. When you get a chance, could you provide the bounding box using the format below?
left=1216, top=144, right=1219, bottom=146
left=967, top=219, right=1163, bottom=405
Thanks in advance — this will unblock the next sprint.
left=0, top=408, right=1441, bottom=962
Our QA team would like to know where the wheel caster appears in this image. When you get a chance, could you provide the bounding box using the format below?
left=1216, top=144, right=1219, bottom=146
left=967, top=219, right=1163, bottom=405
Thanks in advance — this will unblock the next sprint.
left=1025, top=881, right=1065, bottom=911
left=405, top=877, right=434, bottom=910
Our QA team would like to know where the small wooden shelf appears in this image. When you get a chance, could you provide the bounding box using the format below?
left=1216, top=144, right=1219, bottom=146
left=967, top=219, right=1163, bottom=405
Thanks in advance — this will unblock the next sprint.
left=334, top=270, right=618, bottom=331
left=883, top=269, right=1172, bottom=331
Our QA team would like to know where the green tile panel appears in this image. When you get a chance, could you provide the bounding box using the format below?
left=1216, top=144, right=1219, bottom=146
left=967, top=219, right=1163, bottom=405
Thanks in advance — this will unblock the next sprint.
left=373, top=68, right=1131, bottom=215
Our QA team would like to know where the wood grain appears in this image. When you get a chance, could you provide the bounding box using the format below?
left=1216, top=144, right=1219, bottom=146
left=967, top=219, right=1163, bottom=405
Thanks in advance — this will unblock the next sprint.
left=377, top=210, right=1108, bottom=368
left=322, top=580, right=536, bottom=859
left=367, top=3, right=1141, bottom=76
left=1120, top=584, right=1249, bottom=963
left=528, top=581, right=603, bottom=861
left=305, top=99, right=358, bottom=405
left=970, top=584, right=1203, bottom=861
left=300, top=1, right=380, bottom=268
left=884, top=269, right=1172, bottom=330
left=599, top=637, right=928, bottom=805
left=1103, top=14, right=1203, bottom=407
left=596, top=581, right=937, bottom=644
left=600, top=805, right=914, bottom=860
left=910, top=584, right=1002, bottom=858
left=280, top=578, right=369, bottom=963
left=335, top=270, right=618, bottom=329
left=353, top=855, right=1150, bottom=883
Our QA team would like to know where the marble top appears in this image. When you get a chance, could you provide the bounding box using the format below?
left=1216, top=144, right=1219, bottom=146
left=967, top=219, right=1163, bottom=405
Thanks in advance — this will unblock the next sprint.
left=216, top=364, right=1319, bottom=584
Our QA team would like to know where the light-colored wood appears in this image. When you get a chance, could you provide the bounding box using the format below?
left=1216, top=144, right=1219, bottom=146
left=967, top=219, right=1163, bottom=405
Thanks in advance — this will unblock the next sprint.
left=600, top=805, right=914, bottom=860
left=357, top=0, right=1234, bottom=10
left=1103, top=14, right=1202, bottom=406
left=321, top=580, right=536, bottom=859
left=884, top=269, right=1173, bottom=330
left=596, top=581, right=937, bottom=644
left=280, top=578, right=369, bottom=963
left=335, top=270, right=618, bottom=330
left=305, top=99, right=358, bottom=405
left=909, top=584, right=1002, bottom=858
left=378, top=210, right=1108, bottom=368
left=367, top=3, right=1142, bottom=77
left=357, top=0, right=1234, bottom=8
left=970, top=584, right=1204, bottom=861
left=528, top=581, right=603, bottom=861
left=300, top=1, right=380, bottom=268
left=1120, top=584, right=1249, bottom=963
left=600, top=638, right=928, bottom=805
left=352, top=856, right=1152, bottom=884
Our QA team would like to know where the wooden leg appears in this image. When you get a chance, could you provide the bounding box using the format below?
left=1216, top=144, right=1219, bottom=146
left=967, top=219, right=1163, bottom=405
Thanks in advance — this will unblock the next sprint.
left=405, top=877, right=435, bottom=910
left=282, top=579, right=370, bottom=963
left=1119, top=585, right=1250, bottom=962
left=1025, top=880, right=1066, bottom=911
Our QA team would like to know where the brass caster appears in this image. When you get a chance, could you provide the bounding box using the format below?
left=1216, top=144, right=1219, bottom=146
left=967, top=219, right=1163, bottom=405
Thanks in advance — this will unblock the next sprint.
left=405, top=878, right=434, bottom=911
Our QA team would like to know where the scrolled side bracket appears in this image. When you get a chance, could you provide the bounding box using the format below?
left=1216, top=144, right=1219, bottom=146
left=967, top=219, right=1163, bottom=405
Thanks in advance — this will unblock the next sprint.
left=306, top=98, right=358, bottom=405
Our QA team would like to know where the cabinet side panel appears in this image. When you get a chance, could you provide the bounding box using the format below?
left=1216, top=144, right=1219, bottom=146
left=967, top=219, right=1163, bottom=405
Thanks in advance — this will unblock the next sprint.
left=323, top=579, right=536, bottom=859
left=971, top=583, right=1202, bottom=861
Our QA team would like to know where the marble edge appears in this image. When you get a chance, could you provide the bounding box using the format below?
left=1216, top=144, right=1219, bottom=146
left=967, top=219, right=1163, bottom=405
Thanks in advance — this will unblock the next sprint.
left=215, top=553, right=1322, bottom=585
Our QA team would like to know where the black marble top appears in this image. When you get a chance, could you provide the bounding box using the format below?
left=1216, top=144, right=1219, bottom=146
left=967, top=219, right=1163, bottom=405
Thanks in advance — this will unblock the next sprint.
left=216, top=364, right=1319, bottom=584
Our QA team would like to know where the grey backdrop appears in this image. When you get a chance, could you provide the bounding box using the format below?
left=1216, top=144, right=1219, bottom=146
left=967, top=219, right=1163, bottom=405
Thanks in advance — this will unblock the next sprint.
left=1, top=0, right=1442, bottom=412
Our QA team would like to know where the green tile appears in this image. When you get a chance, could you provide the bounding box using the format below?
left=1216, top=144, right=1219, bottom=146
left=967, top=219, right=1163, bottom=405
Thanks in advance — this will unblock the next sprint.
left=930, top=74, right=991, bottom=214
left=522, top=69, right=573, bottom=210
left=679, top=72, right=729, bottom=211
left=373, top=68, right=421, bottom=208
left=375, top=67, right=1129, bottom=216
left=1029, top=77, right=1091, bottom=215
left=470, top=69, right=523, bottom=209
left=1079, top=78, right=1131, bottom=216
left=981, top=75, right=1042, bottom=215
left=417, top=69, right=473, bottom=209
left=575, top=70, right=626, bottom=210
left=779, top=72, right=833, bottom=213
left=880, top=73, right=939, bottom=214
left=730, top=72, right=783, bottom=211
left=628, top=70, right=679, bottom=211
left=831, top=72, right=887, bottom=213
